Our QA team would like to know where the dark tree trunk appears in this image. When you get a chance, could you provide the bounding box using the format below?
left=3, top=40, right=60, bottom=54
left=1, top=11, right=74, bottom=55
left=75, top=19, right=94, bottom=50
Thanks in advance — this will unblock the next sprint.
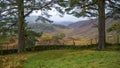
left=98, top=0, right=106, bottom=50
left=116, top=33, right=119, bottom=45
left=17, top=0, right=25, bottom=53
left=90, top=39, right=93, bottom=45
left=73, top=40, right=75, bottom=46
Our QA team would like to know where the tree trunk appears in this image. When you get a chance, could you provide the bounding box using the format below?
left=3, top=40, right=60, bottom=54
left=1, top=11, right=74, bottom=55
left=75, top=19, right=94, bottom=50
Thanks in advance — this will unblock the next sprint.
left=98, top=0, right=106, bottom=50
left=116, top=33, right=119, bottom=45
left=73, top=40, right=75, bottom=46
left=90, top=39, right=93, bottom=45
left=17, top=0, right=25, bottom=53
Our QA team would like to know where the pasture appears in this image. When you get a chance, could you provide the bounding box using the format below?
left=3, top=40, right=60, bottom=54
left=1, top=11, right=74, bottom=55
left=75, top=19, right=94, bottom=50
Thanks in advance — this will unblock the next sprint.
left=0, top=45, right=120, bottom=68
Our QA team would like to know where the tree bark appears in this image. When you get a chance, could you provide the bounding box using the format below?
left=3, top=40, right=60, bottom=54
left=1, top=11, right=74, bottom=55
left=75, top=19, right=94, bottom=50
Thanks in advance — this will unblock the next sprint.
left=17, top=0, right=25, bottom=53
left=116, top=33, right=119, bottom=45
left=98, top=0, right=106, bottom=50
left=73, top=40, right=75, bottom=46
left=90, top=39, right=93, bottom=45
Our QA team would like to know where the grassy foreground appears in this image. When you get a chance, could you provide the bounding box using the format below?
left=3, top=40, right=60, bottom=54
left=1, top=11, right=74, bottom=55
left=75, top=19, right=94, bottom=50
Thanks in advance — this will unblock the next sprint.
left=23, top=50, right=120, bottom=68
left=1, top=45, right=120, bottom=68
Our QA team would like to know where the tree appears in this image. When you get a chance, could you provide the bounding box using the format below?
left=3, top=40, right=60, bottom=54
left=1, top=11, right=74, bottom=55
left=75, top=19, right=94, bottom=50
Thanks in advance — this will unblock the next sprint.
left=17, top=0, right=56, bottom=53
left=53, top=33, right=66, bottom=45
left=67, top=37, right=76, bottom=46
left=98, top=0, right=106, bottom=50
left=41, top=33, right=53, bottom=45
left=107, top=21, right=120, bottom=44
left=0, top=0, right=55, bottom=53
left=25, top=29, right=43, bottom=48
left=57, top=0, right=120, bottom=50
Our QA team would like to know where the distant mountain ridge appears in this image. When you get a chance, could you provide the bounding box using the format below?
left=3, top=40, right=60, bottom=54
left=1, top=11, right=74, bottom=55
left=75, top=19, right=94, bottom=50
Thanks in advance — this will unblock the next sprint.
left=28, top=23, right=70, bottom=34
left=68, top=18, right=115, bottom=38
left=28, top=18, right=119, bottom=39
left=26, top=16, right=73, bottom=26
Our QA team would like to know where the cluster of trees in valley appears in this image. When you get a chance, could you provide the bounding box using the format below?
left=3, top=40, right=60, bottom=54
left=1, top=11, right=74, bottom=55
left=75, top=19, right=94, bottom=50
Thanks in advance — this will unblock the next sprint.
left=0, top=0, right=120, bottom=53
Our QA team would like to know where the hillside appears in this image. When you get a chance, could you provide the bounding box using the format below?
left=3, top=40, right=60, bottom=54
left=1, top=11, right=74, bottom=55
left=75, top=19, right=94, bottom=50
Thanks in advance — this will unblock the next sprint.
left=28, top=18, right=119, bottom=39
left=68, top=18, right=115, bottom=38
left=28, top=23, right=70, bottom=34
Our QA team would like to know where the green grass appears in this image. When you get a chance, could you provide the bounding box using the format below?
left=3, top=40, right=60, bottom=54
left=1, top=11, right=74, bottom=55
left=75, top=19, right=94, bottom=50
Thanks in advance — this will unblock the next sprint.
left=23, top=49, right=120, bottom=68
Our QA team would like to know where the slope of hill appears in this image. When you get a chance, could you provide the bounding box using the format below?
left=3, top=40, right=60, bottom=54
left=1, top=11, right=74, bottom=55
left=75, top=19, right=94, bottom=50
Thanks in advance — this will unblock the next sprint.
left=68, top=18, right=115, bottom=38
left=28, top=23, right=70, bottom=34
left=28, top=18, right=119, bottom=39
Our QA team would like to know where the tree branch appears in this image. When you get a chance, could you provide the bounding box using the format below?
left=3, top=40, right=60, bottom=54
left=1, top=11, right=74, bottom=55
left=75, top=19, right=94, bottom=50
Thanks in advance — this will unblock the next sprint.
left=107, top=0, right=115, bottom=4
left=8, top=22, right=17, bottom=29
left=90, top=19, right=98, bottom=28
left=24, top=0, right=54, bottom=17
left=24, top=10, right=33, bottom=18
left=81, top=1, right=97, bottom=8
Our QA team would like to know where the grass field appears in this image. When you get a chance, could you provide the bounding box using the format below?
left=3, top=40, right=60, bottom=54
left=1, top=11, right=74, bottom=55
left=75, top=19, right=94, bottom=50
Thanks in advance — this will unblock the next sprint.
left=23, top=49, right=120, bottom=68
left=0, top=45, right=120, bottom=68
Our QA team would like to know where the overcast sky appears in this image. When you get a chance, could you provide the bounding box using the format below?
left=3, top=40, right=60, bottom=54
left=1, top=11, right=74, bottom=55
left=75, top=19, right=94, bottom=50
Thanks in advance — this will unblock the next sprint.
left=29, top=8, right=88, bottom=23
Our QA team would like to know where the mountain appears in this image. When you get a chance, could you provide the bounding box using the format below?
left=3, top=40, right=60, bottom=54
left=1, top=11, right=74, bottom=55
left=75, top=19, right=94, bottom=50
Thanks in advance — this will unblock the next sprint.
left=28, top=23, right=70, bottom=34
left=28, top=18, right=119, bottom=39
left=68, top=18, right=116, bottom=39
left=68, top=20, right=92, bottom=28
left=26, top=16, right=73, bottom=25
left=26, top=16, right=38, bottom=23
left=53, top=21, right=73, bottom=26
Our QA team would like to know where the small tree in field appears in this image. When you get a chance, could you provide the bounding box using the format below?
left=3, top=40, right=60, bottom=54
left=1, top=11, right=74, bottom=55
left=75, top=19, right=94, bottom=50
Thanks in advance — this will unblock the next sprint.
left=107, top=21, right=120, bottom=44
left=25, top=30, right=43, bottom=48
left=41, top=33, right=53, bottom=45
left=53, top=33, right=65, bottom=45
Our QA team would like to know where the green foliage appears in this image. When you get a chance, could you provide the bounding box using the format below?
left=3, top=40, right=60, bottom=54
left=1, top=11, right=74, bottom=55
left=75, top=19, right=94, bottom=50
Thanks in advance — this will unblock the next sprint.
left=57, top=0, right=68, bottom=7
left=107, top=21, right=120, bottom=33
left=57, top=0, right=120, bottom=19
left=54, top=33, right=65, bottom=40
left=106, top=0, right=120, bottom=19
left=53, top=33, right=65, bottom=44
left=41, top=33, right=53, bottom=42
left=65, top=7, right=74, bottom=12
left=25, top=30, right=43, bottom=48
left=71, top=11, right=87, bottom=17
left=40, top=33, right=65, bottom=45
left=0, top=0, right=54, bottom=37
left=35, top=16, right=53, bottom=24
left=0, top=0, right=18, bottom=34
left=69, top=0, right=80, bottom=7
left=57, top=0, right=99, bottom=17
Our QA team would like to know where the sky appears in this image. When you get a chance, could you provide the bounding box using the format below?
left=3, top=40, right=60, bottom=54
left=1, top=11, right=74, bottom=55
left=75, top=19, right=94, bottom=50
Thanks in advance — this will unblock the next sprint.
left=29, top=8, right=89, bottom=24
